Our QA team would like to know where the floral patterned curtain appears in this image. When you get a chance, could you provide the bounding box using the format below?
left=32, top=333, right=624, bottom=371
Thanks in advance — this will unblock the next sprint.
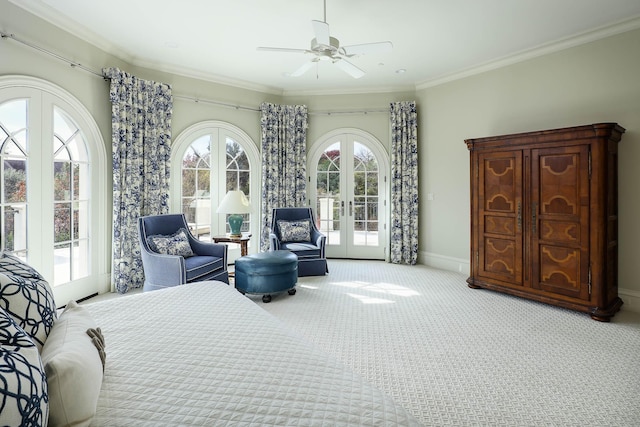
left=259, top=102, right=308, bottom=251
left=390, top=101, right=419, bottom=264
left=104, top=67, right=172, bottom=293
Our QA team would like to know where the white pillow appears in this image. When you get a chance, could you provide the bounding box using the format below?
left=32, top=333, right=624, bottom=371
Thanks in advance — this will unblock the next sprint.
left=41, top=301, right=104, bottom=427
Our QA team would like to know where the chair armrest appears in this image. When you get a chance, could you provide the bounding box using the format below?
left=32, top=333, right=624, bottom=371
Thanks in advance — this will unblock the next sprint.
left=310, top=226, right=325, bottom=242
left=269, top=233, right=280, bottom=251
left=190, top=239, right=227, bottom=259
left=139, top=249, right=186, bottom=285
left=314, top=234, right=326, bottom=257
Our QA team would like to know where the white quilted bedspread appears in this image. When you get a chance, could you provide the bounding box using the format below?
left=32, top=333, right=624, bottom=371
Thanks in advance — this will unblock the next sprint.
left=85, top=281, right=420, bottom=426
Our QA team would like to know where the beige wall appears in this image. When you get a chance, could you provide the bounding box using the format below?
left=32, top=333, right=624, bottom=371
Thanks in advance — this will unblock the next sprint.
left=416, top=27, right=640, bottom=307
left=2, top=0, right=639, bottom=309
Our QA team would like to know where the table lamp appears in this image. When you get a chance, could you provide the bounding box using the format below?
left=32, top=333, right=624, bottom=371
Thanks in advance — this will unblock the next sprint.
left=216, top=190, right=250, bottom=237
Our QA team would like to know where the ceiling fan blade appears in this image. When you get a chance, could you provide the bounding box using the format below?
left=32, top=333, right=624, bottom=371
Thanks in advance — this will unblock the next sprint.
left=341, top=41, right=393, bottom=56
left=291, top=60, right=316, bottom=77
left=257, top=46, right=309, bottom=54
left=311, top=20, right=330, bottom=45
left=334, top=58, right=365, bottom=79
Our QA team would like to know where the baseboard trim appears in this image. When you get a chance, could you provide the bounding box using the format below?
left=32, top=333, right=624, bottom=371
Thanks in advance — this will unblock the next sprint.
left=619, top=288, right=640, bottom=313
left=420, top=251, right=640, bottom=314
left=420, top=251, right=470, bottom=275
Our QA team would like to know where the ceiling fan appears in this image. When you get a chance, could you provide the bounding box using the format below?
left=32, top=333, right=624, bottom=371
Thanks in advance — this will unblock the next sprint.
left=257, top=0, right=393, bottom=79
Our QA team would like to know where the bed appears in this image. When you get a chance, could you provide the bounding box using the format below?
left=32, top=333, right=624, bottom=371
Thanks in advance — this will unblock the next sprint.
left=84, top=281, right=420, bottom=426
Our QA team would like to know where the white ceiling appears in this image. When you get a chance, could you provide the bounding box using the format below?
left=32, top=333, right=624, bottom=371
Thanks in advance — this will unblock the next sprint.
left=10, top=0, right=640, bottom=95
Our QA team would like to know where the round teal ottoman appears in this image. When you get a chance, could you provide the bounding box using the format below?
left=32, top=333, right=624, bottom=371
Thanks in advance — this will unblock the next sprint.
left=234, top=250, right=298, bottom=302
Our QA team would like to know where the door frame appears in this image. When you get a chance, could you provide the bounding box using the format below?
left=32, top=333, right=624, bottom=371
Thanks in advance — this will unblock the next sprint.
left=308, top=128, right=389, bottom=260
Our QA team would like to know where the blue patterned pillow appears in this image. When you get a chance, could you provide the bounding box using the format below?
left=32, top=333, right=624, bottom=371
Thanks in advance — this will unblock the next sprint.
left=146, top=228, right=195, bottom=257
left=278, top=219, right=312, bottom=243
left=0, top=266, right=57, bottom=352
left=0, top=307, right=49, bottom=426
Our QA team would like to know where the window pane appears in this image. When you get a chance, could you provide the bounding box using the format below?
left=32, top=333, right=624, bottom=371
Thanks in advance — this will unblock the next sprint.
left=238, top=171, right=250, bottom=195
left=54, top=161, right=71, bottom=200
left=0, top=99, right=28, bottom=157
left=73, top=164, right=82, bottom=200
left=72, top=240, right=89, bottom=279
left=182, top=169, right=196, bottom=197
left=73, top=201, right=89, bottom=240
left=226, top=170, right=236, bottom=192
left=54, top=243, right=71, bottom=285
left=4, top=160, right=26, bottom=203
left=4, top=205, right=27, bottom=253
left=184, top=135, right=211, bottom=168
left=197, top=169, right=210, bottom=193
left=0, top=99, right=27, bottom=132
left=54, top=202, right=71, bottom=243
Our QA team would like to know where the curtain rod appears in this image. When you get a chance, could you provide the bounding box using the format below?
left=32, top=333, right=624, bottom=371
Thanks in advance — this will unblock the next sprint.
left=2, top=31, right=389, bottom=116
left=2, top=31, right=104, bottom=78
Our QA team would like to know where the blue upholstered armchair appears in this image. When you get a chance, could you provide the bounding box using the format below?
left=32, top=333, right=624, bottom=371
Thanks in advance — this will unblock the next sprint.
left=138, top=214, right=229, bottom=292
left=269, top=207, right=328, bottom=276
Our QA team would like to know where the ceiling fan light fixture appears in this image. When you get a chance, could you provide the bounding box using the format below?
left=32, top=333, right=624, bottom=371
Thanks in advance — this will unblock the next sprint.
left=258, top=0, right=392, bottom=79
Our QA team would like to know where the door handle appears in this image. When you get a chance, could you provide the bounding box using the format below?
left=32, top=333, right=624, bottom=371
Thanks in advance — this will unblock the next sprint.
left=517, top=201, right=522, bottom=231
left=341, top=200, right=345, bottom=216
left=349, top=201, right=353, bottom=217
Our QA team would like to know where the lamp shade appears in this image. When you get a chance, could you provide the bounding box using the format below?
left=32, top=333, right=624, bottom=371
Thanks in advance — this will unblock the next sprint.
left=216, top=190, right=250, bottom=237
left=216, top=191, right=250, bottom=214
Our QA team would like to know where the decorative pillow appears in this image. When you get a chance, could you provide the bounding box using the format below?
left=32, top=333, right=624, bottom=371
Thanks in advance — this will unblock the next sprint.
left=0, top=269, right=57, bottom=352
left=278, top=219, right=312, bottom=243
left=0, top=252, right=45, bottom=280
left=0, top=307, right=49, bottom=427
left=41, top=300, right=105, bottom=427
left=146, top=228, right=195, bottom=257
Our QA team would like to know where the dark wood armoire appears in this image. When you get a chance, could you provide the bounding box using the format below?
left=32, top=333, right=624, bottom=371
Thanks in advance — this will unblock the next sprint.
left=465, top=123, right=625, bottom=321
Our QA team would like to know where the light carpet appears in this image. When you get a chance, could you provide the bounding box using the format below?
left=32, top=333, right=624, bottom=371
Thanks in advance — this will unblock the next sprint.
left=248, top=260, right=640, bottom=426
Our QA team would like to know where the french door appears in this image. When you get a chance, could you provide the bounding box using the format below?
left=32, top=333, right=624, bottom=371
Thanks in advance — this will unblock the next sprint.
left=0, top=77, right=108, bottom=305
left=310, top=131, right=387, bottom=259
left=171, top=122, right=259, bottom=262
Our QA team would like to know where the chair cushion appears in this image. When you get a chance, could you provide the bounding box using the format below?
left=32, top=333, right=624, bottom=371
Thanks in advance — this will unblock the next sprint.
left=280, top=242, right=321, bottom=259
left=0, top=307, right=49, bottom=426
left=146, top=228, right=194, bottom=257
left=185, top=256, right=224, bottom=282
left=277, top=219, right=311, bottom=243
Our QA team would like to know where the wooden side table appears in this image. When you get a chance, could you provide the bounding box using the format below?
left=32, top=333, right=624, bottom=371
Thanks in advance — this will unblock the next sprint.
left=212, top=233, right=251, bottom=256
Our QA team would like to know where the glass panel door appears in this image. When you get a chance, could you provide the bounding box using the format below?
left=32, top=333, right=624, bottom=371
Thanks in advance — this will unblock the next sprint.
left=312, top=132, right=386, bottom=260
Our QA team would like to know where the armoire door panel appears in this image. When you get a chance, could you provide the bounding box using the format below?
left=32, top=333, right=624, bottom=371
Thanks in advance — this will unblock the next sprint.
left=531, top=146, right=590, bottom=300
left=477, top=151, right=523, bottom=285
left=482, top=237, right=518, bottom=280
left=484, top=215, right=515, bottom=236
left=539, top=219, right=580, bottom=244
left=538, top=244, right=585, bottom=298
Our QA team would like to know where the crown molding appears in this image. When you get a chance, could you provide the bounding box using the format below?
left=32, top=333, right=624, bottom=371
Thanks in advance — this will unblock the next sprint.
left=416, top=14, right=640, bottom=90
